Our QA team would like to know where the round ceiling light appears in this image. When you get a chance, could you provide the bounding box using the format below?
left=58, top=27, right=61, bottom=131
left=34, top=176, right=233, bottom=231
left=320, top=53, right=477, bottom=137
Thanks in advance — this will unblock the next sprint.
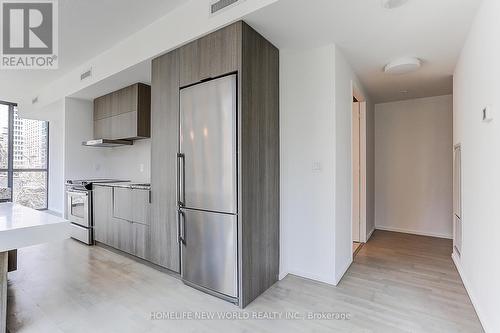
left=382, top=0, right=409, bottom=9
left=384, top=57, right=421, bottom=74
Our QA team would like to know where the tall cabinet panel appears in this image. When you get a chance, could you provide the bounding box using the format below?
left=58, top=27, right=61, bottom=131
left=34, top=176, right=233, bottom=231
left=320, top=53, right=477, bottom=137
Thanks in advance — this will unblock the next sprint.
left=150, top=50, right=181, bottom=272
left=94, top=185, right=112, bottom=244
left=239, top=23, right=280, bottom=307
left=151, top=21, right=279, bottom=308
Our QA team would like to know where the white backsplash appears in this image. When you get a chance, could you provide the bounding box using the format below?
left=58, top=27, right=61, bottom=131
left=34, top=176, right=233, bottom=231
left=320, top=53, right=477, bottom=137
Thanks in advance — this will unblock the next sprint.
left=100, top=139, right=151, bottom=183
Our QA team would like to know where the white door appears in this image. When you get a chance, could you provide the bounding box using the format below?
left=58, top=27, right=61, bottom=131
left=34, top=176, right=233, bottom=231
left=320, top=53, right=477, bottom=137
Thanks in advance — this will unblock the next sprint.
left=352, top=102, right=361, bottom=242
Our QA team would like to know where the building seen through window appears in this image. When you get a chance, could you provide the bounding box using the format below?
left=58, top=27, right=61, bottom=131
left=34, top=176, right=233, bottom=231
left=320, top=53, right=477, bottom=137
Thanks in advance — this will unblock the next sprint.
left=0, top=102, right=49, bottom=210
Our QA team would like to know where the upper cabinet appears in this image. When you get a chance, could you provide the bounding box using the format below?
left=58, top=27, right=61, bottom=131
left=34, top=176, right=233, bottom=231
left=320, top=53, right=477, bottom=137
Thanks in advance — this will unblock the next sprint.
left=179, top=41, right=200, bottom=88
left=179, top=23, right=241, bottom=87
left=93, top=83, right=151, bottom=140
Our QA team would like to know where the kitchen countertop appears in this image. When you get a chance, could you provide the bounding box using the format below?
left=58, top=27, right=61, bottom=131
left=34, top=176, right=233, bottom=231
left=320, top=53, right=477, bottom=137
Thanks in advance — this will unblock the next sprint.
left=0, top=203, right=70, bottom=332
left=94, top=182, right=151, bottom=190
left=0, top=203, right=70, bottom=252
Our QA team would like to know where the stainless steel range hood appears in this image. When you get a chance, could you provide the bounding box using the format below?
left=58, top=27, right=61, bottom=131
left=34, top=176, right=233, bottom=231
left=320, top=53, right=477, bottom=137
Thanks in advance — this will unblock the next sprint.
left=82, top=139, right=133, bottom=147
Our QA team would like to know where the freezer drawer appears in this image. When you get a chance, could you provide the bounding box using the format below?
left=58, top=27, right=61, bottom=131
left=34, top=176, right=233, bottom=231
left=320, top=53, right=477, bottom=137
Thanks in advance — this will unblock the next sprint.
left=180, top=209, right=238, bottom=299
left=179, top=74, right=237, bottom=214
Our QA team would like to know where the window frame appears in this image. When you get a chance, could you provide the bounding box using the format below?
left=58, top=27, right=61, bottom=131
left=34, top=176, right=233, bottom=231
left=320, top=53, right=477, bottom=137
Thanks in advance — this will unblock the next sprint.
left=0, top=100, right=49, bottom=210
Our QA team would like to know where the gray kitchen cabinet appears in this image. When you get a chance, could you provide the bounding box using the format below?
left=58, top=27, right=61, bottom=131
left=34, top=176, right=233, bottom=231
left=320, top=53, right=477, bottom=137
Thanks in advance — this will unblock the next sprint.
left=151, top=21, right=279, bottom=307
left=178, top=23, right=240, bottom=87
left=107, top=218, right=149, bottom=260
left=179, top=41, right=200, bottom=87
left=239, top=22, right=280, bottom=307
left=150, top=50, right=181, bottom=272
left=93, top=185, right=112, bottom=243
left=93, top=83, right=151, bottom=140
left=199, top=23, right=240, bottom=81
left=110, top=111, right=138, bottom=141
left=113, top=187, right=150, bottom=225
left=93, top=93, right=112, bottom=120
left=93, top=185, right=151, bottom=260
left=131, top=222, right=149, bottom=259
left=106, top=217, right=128, bottom=253
left=111, top=84, right=138, bottom=117
left=93, top=116, right=112, bottom=140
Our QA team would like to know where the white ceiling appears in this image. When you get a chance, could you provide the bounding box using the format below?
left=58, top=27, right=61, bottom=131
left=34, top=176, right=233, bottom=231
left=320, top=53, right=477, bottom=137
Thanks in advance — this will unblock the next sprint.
left=0, top=0, right=185, bottom=102
left=69, top=60, right=151, bottom=100
left=1, top=0, right=482, bottom=105
left=245, top=0, right=482, bottom=103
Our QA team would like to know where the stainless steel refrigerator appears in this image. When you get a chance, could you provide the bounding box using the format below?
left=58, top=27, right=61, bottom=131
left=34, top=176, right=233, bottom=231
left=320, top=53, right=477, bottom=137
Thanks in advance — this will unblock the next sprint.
left=178, top=74, right=238, bottom=302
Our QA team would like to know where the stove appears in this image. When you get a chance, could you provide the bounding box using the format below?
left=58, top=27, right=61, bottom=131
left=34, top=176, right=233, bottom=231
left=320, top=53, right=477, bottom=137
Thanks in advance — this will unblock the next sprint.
left=66, top=179, right=128, bottom=190
left=65, top=179, right=128, bottom=244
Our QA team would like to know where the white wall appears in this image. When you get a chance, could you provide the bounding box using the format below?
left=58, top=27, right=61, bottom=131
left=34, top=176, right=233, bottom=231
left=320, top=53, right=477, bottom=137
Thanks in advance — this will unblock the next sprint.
left=100, top=139, right=151, bottom=182
left=374, top=95, right=453, bottom=239
left=63, top=97, right=151, bottom=184
left=453, top=0, right=500, bottom=331
left=280, top=45, right=336, bottom=284
left=280, top=44, right=372, bottom=285
left=29, top=97, right=150, bottom=214
left=37, top=100, right=65, bottom=214
left=47, top=102, right=64, bottom=214
left=63, top=98, right=107, bottom=180
left=334, top=48, right=372, bottom=282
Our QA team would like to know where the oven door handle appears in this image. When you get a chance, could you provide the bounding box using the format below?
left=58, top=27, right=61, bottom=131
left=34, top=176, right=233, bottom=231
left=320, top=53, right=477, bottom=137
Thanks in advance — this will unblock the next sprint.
left=67, top=190, right=88, bottom=196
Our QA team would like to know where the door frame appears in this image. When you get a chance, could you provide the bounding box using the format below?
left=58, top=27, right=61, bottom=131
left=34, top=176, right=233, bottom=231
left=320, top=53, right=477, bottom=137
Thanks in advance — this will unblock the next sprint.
left=352, top=84, right=367, bottom=244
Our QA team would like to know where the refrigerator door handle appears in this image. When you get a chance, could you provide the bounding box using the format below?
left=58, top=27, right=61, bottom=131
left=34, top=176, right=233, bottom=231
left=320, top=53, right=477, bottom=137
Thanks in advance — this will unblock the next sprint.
left=177, top=153, right=186, bottom=207
left=176, top=209, right=180, bottom=244
left=178, top=209, right=186, bottom=245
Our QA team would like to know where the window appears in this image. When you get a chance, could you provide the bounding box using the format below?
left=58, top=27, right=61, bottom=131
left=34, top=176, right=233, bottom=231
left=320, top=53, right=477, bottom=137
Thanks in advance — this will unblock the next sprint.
left=0, top=101, right=49, bottom=210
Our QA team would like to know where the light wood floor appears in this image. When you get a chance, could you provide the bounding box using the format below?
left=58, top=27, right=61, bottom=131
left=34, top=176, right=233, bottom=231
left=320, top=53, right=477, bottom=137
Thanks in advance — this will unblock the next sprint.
left=6, top=230, right=483, bottom=333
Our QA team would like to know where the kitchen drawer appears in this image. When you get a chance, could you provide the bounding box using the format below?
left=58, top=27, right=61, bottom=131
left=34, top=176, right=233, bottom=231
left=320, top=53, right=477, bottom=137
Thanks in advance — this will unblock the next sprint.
left=113, top=187, right=150, bottom=225
left=108, top=218, right=150, bottom=260
left=132, top=221, right=149, bottom=260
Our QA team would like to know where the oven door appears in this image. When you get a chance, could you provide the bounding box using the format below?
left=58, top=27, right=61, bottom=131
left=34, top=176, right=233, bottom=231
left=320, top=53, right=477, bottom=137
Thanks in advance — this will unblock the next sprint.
left=66, top=190, right=90, bottom=227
